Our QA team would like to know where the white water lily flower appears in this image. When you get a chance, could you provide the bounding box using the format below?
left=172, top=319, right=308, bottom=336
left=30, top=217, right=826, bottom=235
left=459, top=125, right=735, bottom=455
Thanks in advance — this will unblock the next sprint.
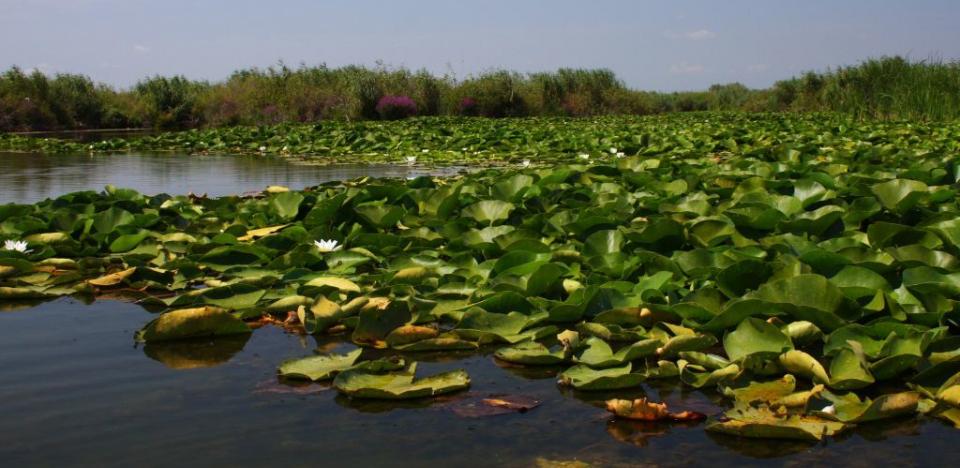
left=521, top=159, right=531, bottom=167
left=616, top=151, right=625, bottom=158
left=258, top=146, right=267, bottom=152
left=421, top=149, right=429, bottom=153
left=821, top=404, right=836, bottom=415
left=3, top=240, right=31, bottom=253
left=313, top=239, right=342, bottom=253
left=282, top=146, right=289, bottom=152
left=578, top=153, right=590, bottom=160
left=609, top=147, right=618, bottom=154
left=406, top=156, right=417, bottom=164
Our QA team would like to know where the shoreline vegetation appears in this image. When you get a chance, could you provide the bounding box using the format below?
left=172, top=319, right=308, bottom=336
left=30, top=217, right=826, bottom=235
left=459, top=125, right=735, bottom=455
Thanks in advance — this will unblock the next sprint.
left=2, top=56, right=959, bottom=133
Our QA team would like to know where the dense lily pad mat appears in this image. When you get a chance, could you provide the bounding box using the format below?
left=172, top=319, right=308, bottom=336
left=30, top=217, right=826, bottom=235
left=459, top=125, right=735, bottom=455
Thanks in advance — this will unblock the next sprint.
left=1, top=113, right=959, bottom=166
left=3, top=112, right=960, bottom=437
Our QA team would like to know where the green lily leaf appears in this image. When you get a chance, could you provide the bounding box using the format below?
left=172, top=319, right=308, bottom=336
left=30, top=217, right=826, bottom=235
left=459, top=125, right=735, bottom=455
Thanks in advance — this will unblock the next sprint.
left=278, top=349, right=363, bottom=381
left=706, top=405, right=848, bottom=441
left=829, top=342, right=876, bottom=390
left=136, top=306, right=250, bottom=342
left=558, top=362, right=645, bottom=390
left=810, top=390, right=919, bottom=423
left=748, top=274, right=852, bottom=331
left=724, top=317, right=794, bottom=363
left=679, top=361, right=740, bottom=389
left=455, top=309, right=537, bottom=344
left=574, top=337, right=659, bottom=368
left=352, top=299, right=412, bottom=348
left=333, top=362, right=470, bottom=399
left=495, top=341, right=568, bottom=365
left=462, top=200, right=515, bottom=225
left=871, top=179, right=929, bottom=212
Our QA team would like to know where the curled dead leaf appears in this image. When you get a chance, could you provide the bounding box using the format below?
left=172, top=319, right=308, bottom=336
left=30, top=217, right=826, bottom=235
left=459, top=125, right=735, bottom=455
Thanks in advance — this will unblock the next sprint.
left=668, top=410, right=707, bottom=422
left=605, top=398, right=707, bottom=422
left=606, top=398, right=669, bottom=421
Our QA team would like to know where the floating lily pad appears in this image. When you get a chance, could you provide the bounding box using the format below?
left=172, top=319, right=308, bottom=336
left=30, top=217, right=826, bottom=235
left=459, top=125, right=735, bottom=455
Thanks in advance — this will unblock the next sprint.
left=136, top=306, right=251, bottom=342
left=495, top=342, right=568, bottom=365
left=278, top=349, right=363, bottom=381
left=333, top=362, right=470, bottom=399
left=706, top=405, right=848, bottom=441
left=558, top=362, right=645, bottom=390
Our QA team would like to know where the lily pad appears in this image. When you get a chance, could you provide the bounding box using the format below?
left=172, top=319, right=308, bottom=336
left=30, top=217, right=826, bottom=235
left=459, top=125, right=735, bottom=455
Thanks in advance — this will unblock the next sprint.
left=136, top=306, right=251, bottom=342
left=558, top=362, right=645, bottom=390
left=333, top=362, right=470, bottom=399
left=278, top=349, right=363, bottom=381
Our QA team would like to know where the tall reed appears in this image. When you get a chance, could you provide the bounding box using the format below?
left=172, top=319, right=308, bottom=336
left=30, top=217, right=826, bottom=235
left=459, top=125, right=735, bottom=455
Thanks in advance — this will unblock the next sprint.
left=1, top=56, right=957, bottom=131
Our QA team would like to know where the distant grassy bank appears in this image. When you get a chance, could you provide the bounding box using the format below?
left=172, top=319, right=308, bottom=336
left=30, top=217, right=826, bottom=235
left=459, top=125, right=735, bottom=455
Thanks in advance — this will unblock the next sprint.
left=1, top=56, right=958, bottom=132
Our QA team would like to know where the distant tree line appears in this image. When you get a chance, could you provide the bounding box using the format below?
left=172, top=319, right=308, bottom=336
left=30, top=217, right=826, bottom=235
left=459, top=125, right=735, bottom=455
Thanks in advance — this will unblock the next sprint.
left=1, top=56, right=957, bottom=132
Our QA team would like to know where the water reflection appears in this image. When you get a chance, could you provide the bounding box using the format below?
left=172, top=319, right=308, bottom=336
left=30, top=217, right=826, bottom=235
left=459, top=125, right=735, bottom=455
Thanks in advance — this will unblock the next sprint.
left=706, top=431, right=814, bottom=458
left=143, top=334, right=251, bottom=369
left=606, top=419, right=702, bottom=448
left=493, top=359, right=564, bottom=380
left=1, top=297, right=957, bottom=466
left=333, top=392, right=454, bottom=413
left=0, top=151, right=467, bottom=204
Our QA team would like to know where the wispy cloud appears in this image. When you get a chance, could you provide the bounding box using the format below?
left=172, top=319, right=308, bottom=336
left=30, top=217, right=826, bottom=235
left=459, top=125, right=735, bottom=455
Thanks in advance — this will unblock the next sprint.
left=670, top=63, right=705, bottom=74
left=684, top=29, right=716, bottom=40
left=665, top=29, right=717, bottom=40
left=132, top=44, right=150, bottom=53
left=746, top=64, right=769, bottom=73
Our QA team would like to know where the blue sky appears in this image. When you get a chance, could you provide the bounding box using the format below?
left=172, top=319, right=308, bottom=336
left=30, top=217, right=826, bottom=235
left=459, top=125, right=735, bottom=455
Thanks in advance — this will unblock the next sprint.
left=2, top=0, right=959, bottom=91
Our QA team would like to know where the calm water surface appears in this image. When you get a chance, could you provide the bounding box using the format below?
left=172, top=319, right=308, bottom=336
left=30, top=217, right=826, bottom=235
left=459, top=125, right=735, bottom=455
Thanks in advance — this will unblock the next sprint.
left=1, top=152, right=958, bottom=466
left=0, top=151, right=464, bottom=204
left=1, top=299, right=957, bottom=467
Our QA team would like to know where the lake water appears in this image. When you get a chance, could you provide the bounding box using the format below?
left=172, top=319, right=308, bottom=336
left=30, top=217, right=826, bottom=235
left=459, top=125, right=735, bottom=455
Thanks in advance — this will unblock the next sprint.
left=1, top=151, right=958, bottom=467
left=0, top=152, right=464, bottom=204
left=1, top=298, right=955, bottom=467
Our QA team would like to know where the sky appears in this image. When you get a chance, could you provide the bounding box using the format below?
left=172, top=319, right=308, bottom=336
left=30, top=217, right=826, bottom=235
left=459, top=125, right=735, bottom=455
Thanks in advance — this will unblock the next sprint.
left=2, top=0, right=959, bottom=92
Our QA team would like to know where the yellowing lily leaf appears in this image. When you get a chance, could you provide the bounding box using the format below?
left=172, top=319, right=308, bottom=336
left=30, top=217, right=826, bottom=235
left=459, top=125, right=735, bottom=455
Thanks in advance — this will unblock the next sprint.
left=237, top=224, right=289, bottom=241
left=136, top=306, right=251, bottom=342
left=87, top=267, right=137, bottom=287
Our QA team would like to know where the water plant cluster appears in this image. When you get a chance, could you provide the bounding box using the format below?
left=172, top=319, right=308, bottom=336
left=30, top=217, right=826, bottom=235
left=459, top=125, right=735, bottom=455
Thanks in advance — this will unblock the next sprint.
left=3, top=113, right=960, bottom=167
left=3, top=114, right=960, bottom=441
left=3, top=56, right=959, bottom=131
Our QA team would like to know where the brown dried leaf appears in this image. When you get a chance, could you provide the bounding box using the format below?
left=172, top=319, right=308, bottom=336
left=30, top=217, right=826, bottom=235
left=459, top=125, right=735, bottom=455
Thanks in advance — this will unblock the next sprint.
left=605, top=398, right=669, bottom=421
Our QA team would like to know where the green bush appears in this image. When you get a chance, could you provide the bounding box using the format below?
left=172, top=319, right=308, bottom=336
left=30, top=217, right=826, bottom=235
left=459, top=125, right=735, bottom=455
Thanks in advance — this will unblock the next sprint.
left=1, top=56, right=958, bottom=132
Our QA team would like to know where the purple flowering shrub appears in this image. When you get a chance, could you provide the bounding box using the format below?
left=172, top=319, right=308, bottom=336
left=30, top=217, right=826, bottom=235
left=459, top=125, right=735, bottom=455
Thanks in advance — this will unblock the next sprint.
left=375, top=95, right=417, bottom=120
left=458, top=97, right=478, bottom=116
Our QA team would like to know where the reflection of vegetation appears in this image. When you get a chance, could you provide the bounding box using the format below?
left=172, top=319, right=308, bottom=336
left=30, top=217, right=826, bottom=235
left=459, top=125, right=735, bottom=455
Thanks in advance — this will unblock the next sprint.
left=332, top=392, right=447, bottom=414
left=143, top=334, right=250, bottom=369
left=606, top=419, right=704, bottom=448
left=705, top=431, right=814, bottom=458
left=493, top=360, right=564, bottom=381
left=0, top=299, right=45, bottom=312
